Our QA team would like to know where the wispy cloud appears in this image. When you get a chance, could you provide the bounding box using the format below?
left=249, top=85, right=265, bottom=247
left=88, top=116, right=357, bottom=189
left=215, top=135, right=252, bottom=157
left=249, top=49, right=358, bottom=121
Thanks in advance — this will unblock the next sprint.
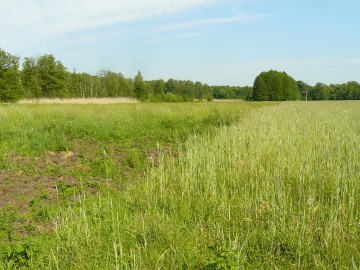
left=0, top=0, right=215, bottom=36
left=145, top=33, right=204, bottom=44
left=155, top=13, right=273, bottom=32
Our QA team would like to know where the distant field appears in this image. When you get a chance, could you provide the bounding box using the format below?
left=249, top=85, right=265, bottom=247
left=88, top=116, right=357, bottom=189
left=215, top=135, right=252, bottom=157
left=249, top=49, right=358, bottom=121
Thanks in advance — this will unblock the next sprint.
left=18, top=97, right=138, bottom=104
left=213, top=99, right=246, bottom=103
left=1, top=101, right=359, bottom=269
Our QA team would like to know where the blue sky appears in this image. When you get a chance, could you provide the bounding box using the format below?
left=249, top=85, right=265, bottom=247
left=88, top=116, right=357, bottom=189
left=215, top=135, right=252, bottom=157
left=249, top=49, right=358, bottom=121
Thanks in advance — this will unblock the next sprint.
left=1, top=0, right=359, bottom=86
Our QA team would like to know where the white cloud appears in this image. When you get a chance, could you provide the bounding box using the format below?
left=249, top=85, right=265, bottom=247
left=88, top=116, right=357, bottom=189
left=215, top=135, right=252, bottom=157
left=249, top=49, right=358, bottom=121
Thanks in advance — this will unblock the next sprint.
left=0, top=0, right=215, bottom=35
left=155, top=13, right=272, bottom=32
left=145, top=32, right=204, bottom=44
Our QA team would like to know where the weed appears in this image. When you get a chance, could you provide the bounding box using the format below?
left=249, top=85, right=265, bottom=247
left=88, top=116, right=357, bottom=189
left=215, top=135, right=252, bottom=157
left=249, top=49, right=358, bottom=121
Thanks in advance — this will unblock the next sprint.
left=1, top=237, right=39, bottom=269
left=56, top=182, right=80, bottom=198
left=204, top=244, right=238, bottom=269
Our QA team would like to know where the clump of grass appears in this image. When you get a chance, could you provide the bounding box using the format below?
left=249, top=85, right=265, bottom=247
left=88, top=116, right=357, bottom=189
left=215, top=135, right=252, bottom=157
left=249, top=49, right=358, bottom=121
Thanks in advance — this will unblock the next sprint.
left=47, top=101, right=360, bottom=269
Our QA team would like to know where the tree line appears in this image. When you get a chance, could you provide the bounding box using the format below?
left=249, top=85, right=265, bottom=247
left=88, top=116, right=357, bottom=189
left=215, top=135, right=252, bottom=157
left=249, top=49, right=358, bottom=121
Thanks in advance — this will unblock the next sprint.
left=0, top=48, right=248, bottom=102
left=251, top=70, right=360, bottom=101
left=0, top=48, right=359, bottom=102
left=297, top=80, right=360, bottom=101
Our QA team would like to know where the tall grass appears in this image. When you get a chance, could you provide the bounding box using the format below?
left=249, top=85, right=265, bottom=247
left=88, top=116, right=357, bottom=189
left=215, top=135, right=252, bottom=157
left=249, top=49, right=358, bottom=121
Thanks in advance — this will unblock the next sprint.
left=47, top=101, right=360, bottom=269
left=0, top=101, right=270, bottom=268
left=5, top=101, right=360, bottom=268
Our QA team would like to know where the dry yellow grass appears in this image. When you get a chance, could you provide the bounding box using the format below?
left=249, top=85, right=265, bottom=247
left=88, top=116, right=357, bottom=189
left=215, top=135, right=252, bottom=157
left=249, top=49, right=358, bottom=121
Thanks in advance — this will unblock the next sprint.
left=18, top=97, right=138, bottom=104
left=213, top=99, right=245, bottom=103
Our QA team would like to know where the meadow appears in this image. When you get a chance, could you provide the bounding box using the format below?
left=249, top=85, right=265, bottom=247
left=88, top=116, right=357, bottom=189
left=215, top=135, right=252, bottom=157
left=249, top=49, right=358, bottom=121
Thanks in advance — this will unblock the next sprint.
left=0, top=101, right=359, bottom=269
left=0, top=101, right=269, bottom=268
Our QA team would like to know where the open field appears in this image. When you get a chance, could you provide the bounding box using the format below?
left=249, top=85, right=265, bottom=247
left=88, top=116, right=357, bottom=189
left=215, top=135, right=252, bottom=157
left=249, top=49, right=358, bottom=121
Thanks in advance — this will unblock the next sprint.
left=1, top=101, right=359, bottom=269
left=0, top=101, right=271, bottom=268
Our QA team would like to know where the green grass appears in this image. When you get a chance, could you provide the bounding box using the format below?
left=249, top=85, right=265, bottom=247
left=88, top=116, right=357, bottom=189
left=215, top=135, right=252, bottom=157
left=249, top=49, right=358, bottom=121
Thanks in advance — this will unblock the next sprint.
left=1, top=101, right=359, bottom=269
left=0, top=101, right=270, bottom=268
left=0, top=102, right=269, bottom=184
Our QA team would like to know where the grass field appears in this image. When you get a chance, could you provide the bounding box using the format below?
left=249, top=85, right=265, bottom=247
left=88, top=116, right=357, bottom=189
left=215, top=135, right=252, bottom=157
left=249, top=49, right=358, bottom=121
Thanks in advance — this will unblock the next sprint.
left=18, top=97, right=139, bottom=104
left=0, top=101, right=270, bottom=268
left=0, top=101, right=359, bottom=269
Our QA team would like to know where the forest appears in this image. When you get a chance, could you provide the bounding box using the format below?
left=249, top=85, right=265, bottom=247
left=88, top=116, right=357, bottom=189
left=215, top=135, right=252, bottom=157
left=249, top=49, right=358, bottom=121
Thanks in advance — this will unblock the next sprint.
left=1, top=47, right=359, bottom=102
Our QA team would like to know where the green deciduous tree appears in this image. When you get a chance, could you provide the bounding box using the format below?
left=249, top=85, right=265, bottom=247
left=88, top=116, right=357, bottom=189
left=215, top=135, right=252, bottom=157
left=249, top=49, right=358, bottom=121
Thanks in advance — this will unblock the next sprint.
left=253, top=73, right=269, bottom=101
left=309, top=83, right=330, bottom=100
left=0, top=48, right=24, bottom=102
left=253, top=70, right=300, bottom=101
left=21, top=57, right=42, bottom=98
left=297, top=80, right=310, bottom=101
left=37, top=54, right=67, bottom=98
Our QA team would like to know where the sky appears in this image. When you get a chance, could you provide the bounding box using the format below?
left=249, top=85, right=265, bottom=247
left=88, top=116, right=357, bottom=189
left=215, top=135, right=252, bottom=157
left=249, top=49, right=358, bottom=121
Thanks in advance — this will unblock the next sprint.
left=1, top=0, right=360, bottom=86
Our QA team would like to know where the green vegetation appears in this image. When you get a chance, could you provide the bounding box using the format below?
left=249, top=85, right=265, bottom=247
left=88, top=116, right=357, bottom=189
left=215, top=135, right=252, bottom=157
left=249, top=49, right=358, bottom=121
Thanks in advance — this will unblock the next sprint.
left=212, top=85, right=252, bottom=100
left=134, top=71, right=149, bottom=101
left=0, top=49, right=24, bottom=102
left=1, top=44, right=360, bottom=268
left=297, top=80, right=360, bottom=101
left=253, top=70, right=301, bottom=101
left=1, top=101, right=358, bottom=269
left=2, top=47, right=358, bottom=103
left=49, top=101, right=359, bottom=269
left=0, top=101, right=271, bottom=269
left=0, top=48, right=247, bottom=102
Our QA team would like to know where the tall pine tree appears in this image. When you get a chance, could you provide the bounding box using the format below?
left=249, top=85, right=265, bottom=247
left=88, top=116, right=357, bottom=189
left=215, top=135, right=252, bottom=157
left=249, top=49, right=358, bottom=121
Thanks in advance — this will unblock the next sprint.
left=134, top=71, right=148, bottom=101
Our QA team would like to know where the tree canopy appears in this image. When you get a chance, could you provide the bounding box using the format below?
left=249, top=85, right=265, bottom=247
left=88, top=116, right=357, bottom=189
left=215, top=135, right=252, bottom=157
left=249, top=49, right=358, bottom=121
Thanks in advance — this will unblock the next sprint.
left=0, top=48, right=24, bottom=102
left=253, top=70, right=301, bottom=101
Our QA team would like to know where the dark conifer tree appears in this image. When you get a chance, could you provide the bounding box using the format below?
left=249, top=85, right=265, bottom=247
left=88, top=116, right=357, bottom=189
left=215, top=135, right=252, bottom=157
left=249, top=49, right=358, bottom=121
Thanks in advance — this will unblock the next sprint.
left=134, top=71, right=149, bottom=101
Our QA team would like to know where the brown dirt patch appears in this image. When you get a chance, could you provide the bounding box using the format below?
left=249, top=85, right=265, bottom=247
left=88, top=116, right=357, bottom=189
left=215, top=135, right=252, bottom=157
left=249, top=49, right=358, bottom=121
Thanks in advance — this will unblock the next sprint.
left=0, top=170, right=79, bottom=211
left=0, top=169, right=83, bottom=239
left=8, top=150, right=77, bottom=168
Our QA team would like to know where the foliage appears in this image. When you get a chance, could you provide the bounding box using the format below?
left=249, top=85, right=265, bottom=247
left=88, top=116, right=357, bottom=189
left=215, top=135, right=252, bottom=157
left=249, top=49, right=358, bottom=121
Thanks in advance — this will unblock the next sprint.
left=2, top=239, right=36, bottom=269
left=134, top=71, right=149, bottom=101
left=0, top=48, right=24, bottom=102
left=204, top=244, right=238, bottom=269
left=37, top=54, right=68, bottom=98
left=21, top=57, right=42, bottom=98
left=212, top=85, right=252, bottom=100
left=296, top=80, right=311, bottom=100
left=309, top=82, right=331, bottom=100
left=253, top=70, right=301, bottom=101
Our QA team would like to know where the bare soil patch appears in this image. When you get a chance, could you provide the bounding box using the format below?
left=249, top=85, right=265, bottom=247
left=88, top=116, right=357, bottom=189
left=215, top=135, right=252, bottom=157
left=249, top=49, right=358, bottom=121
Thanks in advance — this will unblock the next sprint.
left=0, top=170, right=79, bottom=211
